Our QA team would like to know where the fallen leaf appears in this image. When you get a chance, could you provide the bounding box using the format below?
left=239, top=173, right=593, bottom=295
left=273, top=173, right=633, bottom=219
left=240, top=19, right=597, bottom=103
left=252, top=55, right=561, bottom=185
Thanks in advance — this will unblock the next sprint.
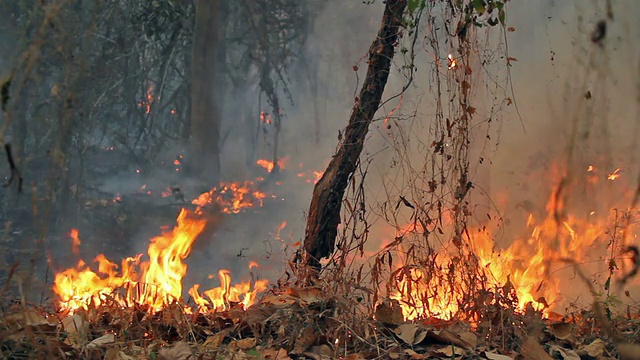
left=62, top=314, right=89, bottom=348
left=617, top=343, right=640, bottom=360
left=388, top=352, right=401, bottom=359
left=425, top=328, right=477, bottom=349
left=375, top=299, right=404, bottom=325
left=549, top=345, right=580, bottom=360
left=404, top=349, right=427, bottom=359
left=430, top=345, right=465, bottom=357
left=201, top=332, right=225, bottom=351
left=262, top=348, right=291, bottom=359
left=230, top=337, right=257, bottom=351
left=292, top=327, right=317, bottom=354
left=87, top=333, right=115, bottom=349
left=549, top=322, right=574, bottom=340
left=395, top=323, right=419, bottom=345
left=344, top=354, right=366, bottom=360
left=105, top=349, right=136, bottom=360
left=158, top=341, right=194, bottom=360
left=577, top=338, right=605, bottom=358
left=287, top=287, right=325, bottom=304
left=520, top=337, right=553, bottom=360
left=483, top=351, right=514, bottom=360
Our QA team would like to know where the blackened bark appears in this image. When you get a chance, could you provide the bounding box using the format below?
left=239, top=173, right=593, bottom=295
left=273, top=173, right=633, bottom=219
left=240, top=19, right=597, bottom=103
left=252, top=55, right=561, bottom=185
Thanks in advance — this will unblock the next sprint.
left=302, top=0, right=407, bottom=271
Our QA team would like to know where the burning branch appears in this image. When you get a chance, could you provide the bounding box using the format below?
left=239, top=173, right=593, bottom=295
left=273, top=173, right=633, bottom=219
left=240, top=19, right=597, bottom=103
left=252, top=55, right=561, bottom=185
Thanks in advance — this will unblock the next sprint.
left=299, top=0, right=408, bottom=276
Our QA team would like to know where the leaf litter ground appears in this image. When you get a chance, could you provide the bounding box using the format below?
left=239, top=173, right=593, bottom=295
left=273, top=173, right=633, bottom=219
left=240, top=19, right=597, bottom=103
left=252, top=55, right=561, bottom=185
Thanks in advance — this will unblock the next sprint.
left=3, top=284, right=640, bottom=360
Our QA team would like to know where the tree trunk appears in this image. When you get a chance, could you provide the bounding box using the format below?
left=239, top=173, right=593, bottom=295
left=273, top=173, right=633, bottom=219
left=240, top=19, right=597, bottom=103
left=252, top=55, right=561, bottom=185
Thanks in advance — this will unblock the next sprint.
left=301, top=0, right=407, bottom=272
left=189, top=0, right=222, bottom=182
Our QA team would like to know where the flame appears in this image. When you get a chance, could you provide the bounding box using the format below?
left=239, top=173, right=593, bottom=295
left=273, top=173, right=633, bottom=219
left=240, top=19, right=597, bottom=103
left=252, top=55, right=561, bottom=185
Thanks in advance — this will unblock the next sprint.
left=389, top=164, right=635, bottom=321
left=70, top=229, right=81, bottom=256
left=138, top=85, right=154, bottom=114
left=607, top=168, right=621, bottom=180
left=191, top=181, right=266, bottom=214
left=297, top=170, right=324, bottom=184
left=447, top=53, right=457, bottom=70
left=53, top=182, right=269, bottom=314
left=256, top=158, right=287, bottom=173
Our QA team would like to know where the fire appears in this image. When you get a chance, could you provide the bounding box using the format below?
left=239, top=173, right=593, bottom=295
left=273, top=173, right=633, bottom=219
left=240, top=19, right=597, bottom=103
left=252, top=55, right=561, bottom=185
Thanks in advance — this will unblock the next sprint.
left=256, top=158, right=287, bottom=173
left=607, top=168, right=621, bottom=180
left=389, top=164, right=635, bottom=321
left=191, top=181, right=266, bottom=214
left=70, top=229, right=81, bottom=256
left=447, top=53, right=457, bottom=70
left=53, top=182, right=269, bottom=314
left=138, top=85, right=154, bottom=114
left=297, top=170, right=324, bottom=184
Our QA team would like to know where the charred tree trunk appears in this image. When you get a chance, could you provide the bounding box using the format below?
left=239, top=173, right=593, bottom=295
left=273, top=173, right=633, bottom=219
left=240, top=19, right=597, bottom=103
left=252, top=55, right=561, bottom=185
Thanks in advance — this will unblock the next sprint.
left=301, top=0, right=407, bottom=272
left=188, top=0, right=222, bottom=182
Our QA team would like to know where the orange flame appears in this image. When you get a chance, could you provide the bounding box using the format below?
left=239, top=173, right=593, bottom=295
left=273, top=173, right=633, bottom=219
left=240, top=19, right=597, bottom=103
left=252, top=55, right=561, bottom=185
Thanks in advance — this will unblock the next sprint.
left=256, top=158, right=287, bottom=173
left=389, top=165, right=634, bottom=321
left=70, top=229, right=81, bottom=256
left=53, top=182, right=269, bottom=314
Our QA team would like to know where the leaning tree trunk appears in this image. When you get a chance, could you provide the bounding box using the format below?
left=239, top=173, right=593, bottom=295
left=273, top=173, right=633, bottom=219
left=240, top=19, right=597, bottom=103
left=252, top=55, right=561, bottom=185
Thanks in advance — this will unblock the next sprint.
left=301, top=0, right=407, bottom=273
left=189, top=0, right=222, bottom=182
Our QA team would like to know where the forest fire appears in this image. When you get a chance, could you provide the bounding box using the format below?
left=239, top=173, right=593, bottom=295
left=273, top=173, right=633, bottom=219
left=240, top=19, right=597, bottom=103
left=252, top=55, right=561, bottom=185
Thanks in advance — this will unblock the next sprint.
left=256, top=158, right=287, bottom=173
left=388, top=165, right=636, bottom=321
left=53, top=182, right=268, bottom=314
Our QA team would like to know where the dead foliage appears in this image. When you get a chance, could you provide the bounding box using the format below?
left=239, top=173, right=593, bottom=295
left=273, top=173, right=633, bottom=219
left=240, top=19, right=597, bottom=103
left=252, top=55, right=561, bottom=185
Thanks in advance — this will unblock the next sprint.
left=2, top=280, right=640, bottom=360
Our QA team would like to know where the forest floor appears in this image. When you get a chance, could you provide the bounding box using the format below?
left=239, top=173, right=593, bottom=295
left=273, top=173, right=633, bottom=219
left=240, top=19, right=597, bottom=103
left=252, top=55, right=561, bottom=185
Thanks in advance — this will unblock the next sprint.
left=1, top=284, right=639, bottom=360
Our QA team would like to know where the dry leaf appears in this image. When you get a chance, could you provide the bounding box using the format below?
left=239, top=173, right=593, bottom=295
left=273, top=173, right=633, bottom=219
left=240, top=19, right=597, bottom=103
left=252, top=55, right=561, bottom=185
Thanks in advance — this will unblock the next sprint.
left=431, top=345, right=465, bottom=357
left=483, top=351, right=514, bottom=360
left=158, top=341, right=194, bottom=360
left=201, top=332, right=225, bottom=351
left=262, top=348, right=291, bottom=359
left=344, top=354, right=366, bottom=360
left=549, top=345, right=580, bottom=360
left=389, top=352, right=401, bottom=359
left=426, top=328, right=477, bottom=349
left=404, top=349, right=427, bottom=359
left=62, top=314, right=89, bottom=347
left=617, top=343, right=640, bottom=360
left=520, top=336, right=553, bottom=360
left=230, top=337, right=257, bottom=350
left=577, top=338, right=605, bottom=358
left=549, top=322, right=574, bottom=340
left=87, top=333, right=115, bottom=349
left=293, top=327, right=317, bottom=354
left=375, top=299, right=404, bottom=325
left=105, top=349, right=136, bottom=360
left=287, top=287, right=325, bottom=304
left=395, top=323, right=420, bottom=345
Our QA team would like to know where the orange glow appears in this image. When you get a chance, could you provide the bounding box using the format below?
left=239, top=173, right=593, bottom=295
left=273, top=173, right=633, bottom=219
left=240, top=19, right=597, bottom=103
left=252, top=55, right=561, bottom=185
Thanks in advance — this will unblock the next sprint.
left=138, top=85, right=154, bottom=114
left=388, top=164, right=634, bottom=321
left=256, top=157, right=288, bottom=173
left=447, top=54, right=457, bottom=70
left=70, top=229, right=81, bottom=256
left=607, top=168, right=621, bottom=180
left=53, top=183, right=269, bottom=314
left=191, top=181, right=266, bottom=214
left=297, top=170, right=324, bottom=184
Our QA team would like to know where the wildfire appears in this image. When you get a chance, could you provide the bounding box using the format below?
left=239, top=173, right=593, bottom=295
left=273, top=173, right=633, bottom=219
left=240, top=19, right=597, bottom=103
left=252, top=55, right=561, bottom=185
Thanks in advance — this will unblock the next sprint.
left=70, top=229, right=81, bottom=256
left=297, top=170, right=324, bottom=184
left=388, top=165, right=635, bottom=321
left=256, top=157, right=288, bottom=173
left=607, top=168, right=621, bottom=180
left=53, top=182, right=269, bottom=314
left=191, top=181, right=267, bottom=214
left=447, top=53, right=457, bottom=70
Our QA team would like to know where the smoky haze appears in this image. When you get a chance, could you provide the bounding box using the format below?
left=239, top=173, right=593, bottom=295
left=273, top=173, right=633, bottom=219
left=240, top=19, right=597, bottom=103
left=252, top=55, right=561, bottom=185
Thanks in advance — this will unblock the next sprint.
left=0, top=1, right=638, bottom=312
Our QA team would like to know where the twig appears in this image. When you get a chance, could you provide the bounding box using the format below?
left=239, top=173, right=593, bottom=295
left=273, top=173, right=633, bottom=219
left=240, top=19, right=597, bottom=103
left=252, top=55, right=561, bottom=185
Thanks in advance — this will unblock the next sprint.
left=3, top=144, right=23, bottom=193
